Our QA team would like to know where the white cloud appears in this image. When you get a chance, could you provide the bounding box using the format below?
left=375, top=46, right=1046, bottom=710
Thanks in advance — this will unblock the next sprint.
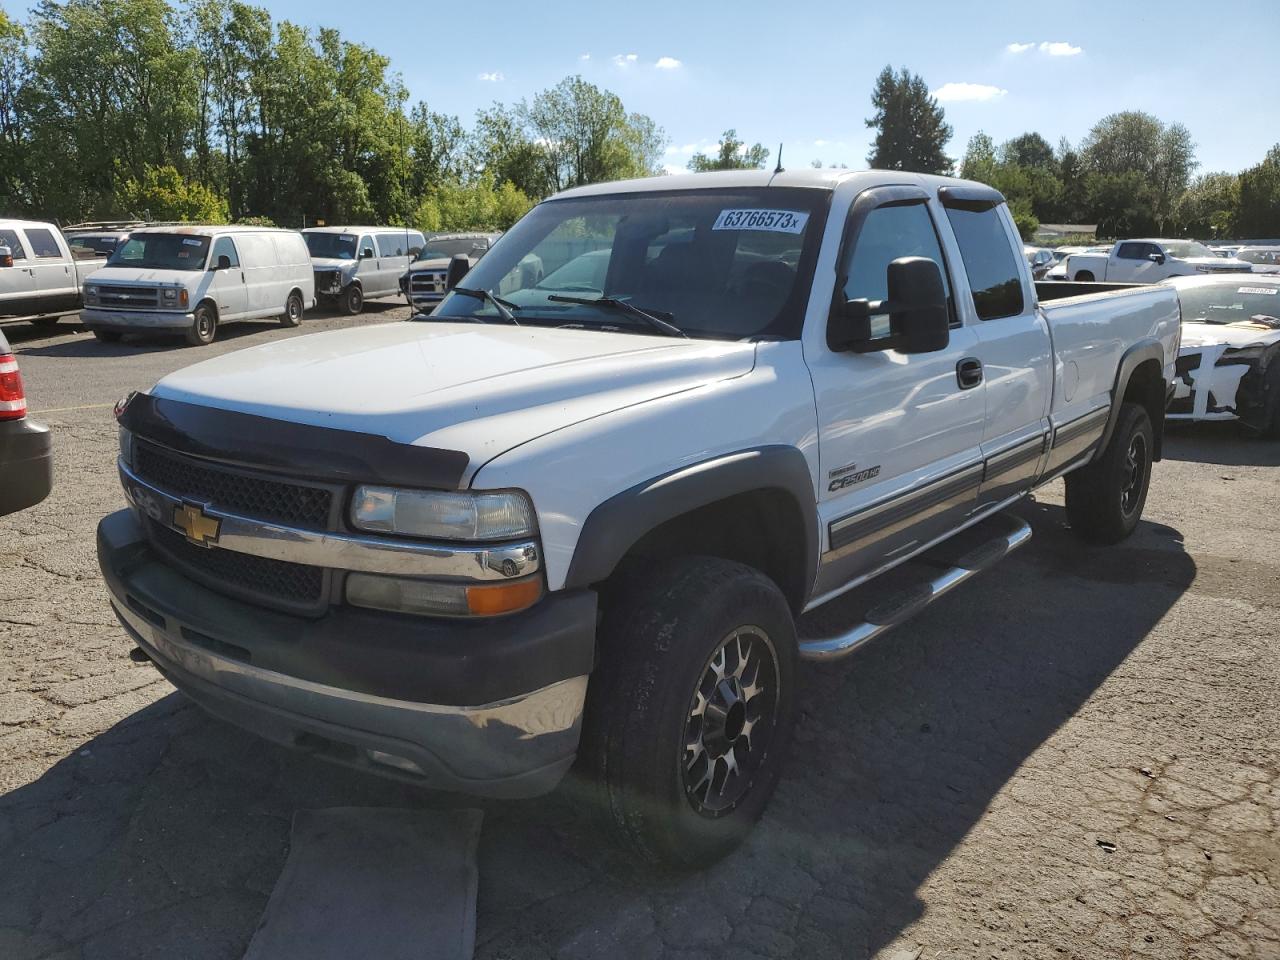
left=932, top=82, right=1008, bottom=102
left=813, top=139, right=829, bottom=147
left=655, top=56, right=681, bottom=70
left=579, top=53, right=590, bottom=61
left=1006, top=42, right=1034, bottom=53
left=611, top=53, right=639, bottom=67
left=662, top=163, right=685, bottom=176
left=478, top=71, right=504, bottom=82
left=1039, top=40, right=1082, bottom=56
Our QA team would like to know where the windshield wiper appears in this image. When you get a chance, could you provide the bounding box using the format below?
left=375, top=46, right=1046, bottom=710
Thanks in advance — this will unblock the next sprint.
left=547, top=295, right=688, bottom=338
left=451, top=287, right=520, bottom=325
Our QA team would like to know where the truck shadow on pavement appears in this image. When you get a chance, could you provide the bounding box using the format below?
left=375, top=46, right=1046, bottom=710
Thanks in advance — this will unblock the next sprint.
left=0, top=498, right=1195, bottom=959
left=1163, top=422, right=1280, bottom=467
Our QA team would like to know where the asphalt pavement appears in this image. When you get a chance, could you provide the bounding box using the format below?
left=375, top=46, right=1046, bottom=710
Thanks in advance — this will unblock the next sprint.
left=1, top=306, right=1276, bottom=959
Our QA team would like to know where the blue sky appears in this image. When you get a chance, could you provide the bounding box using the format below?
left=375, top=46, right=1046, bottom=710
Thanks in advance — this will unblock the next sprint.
left=138, top=0, right=1280, bottom=173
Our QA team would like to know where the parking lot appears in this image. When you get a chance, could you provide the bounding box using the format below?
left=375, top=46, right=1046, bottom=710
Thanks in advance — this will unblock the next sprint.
left=1, top=309, right=1277, bottom=960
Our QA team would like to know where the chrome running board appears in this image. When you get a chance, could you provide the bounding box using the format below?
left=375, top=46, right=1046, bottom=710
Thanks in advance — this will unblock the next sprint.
left=798, top=513, right=1033, bottom=662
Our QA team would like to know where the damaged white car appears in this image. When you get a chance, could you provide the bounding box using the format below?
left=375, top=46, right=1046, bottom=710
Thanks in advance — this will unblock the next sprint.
left=1163, top=275, right=1280, bottom=436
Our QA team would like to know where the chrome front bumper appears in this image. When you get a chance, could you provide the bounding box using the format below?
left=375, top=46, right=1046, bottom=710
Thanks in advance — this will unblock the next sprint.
left=82, top=307, right=194, bottom=330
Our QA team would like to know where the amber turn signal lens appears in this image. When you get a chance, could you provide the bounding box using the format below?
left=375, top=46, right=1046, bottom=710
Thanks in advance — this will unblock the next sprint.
left=465, top=578, right=543, bottom=616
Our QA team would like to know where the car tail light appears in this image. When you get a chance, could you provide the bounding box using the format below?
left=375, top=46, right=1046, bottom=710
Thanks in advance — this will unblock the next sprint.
left=0, top=353, right=28, bottom=420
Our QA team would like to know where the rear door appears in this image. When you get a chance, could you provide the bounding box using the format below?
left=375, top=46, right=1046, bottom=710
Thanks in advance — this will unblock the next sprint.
left=938, top=189, right=1053, bottom=507
left=374, top=232, right=410, bottom=297
left=21, top=226, right=77, bottom=310
left=0, top=227, right=36, bottom=316
left=208, top=236, right=248, bottom=318
left=807, top=185, right=987, bottom=599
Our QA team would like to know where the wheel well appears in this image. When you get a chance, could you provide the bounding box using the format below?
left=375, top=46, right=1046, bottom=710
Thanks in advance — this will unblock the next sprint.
left=288, top=286, right=303, bottom=303
left=196, top=298, right=217, bottom=319
left=1075, top=270, right=1095, bottom=281
left=1122, top=358, right=1165, bottom=459
left=609, top=489, right=810, bottom=614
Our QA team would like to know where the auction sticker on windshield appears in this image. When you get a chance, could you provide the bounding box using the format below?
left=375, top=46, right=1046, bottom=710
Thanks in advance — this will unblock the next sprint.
left=1237, top=287, right=1277, bottom=296
left=712, top=209, right=809, bottom=234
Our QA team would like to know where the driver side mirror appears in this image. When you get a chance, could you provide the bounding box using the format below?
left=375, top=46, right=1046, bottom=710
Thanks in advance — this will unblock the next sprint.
left=445, top=254, right=470, bottom=291
left=0, top=246, right=11, bottom=268
left=214, top=254, right=232, bottom=271
left=361, top=248, right=375, bottom=259
left=1148, top=252, right=1166, bottom=265
left=828, top=257, right=949, bottom=355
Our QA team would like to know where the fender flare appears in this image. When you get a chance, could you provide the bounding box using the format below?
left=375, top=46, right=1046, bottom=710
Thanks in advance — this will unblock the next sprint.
left=563, top=445, right=819, bottom=605
left=1096, top=338, right=1167, bottom=461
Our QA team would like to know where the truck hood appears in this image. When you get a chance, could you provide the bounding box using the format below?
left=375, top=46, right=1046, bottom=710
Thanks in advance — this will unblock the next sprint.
left=86, top=266, right=192, bottom=286
left=1180, top=319, right=1280, bottom=351
left=408, top=257, right=455, bottom=272
left=1182, top=257, right=1252, bottom=271
left=149, top=321, right=757, bottom=476
left=310, top=257, right=356, bottom=270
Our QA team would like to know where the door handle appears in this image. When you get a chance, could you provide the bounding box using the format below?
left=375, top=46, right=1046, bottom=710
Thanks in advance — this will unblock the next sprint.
left=956, top=357, right=983, bottom=390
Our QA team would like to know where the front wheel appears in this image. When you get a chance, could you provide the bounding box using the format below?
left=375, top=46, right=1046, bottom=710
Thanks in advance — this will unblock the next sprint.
left=1065, top=402, right=1153, bottom=544
left=280, top=290, right=303, bottom=327
left=342, top=284, right=363, bottom=315
left=185, top=304, right=217, bottom=346
left=93, top=329, right=122, bottom=343
left=579, top=557, right=797, bottom=868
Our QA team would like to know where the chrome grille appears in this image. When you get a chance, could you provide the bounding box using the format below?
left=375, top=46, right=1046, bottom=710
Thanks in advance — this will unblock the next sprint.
left=98, top=285, right=159, bottom=309
left=409, top=271, right=447, bottom=302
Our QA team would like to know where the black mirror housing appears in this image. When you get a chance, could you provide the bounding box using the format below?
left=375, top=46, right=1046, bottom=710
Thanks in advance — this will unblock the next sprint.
left=828, top=256, right=949, bottom=354
left=445, top=254, right=470, bottom=291
left=215, top=254, right=232, bottom=271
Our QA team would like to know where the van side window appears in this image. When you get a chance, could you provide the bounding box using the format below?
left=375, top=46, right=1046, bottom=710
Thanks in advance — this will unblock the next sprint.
left=24, top=228, right=61, bottom=258
left=943, top=205, right=1025, bottom=321
left=0, top=229, right=26, bottom=259
left=375, top=233, right=406, bottom=257
left=211, top=237, right=239, bottom=268
left=841, top=202, right=954, bottom=337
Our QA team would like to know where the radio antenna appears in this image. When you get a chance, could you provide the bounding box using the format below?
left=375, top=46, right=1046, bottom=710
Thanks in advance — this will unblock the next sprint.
left=774, top=143, right=784, bottom=174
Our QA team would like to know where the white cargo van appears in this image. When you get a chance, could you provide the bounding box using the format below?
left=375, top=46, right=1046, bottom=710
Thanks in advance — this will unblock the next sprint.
left=81, top=226, right=315, bottom=346
left=303, top=226, right=425, bottom=314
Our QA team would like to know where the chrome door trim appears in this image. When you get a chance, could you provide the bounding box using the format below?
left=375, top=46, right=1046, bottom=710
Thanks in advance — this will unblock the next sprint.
left=828, top=461, right=984, bottom=553
left=119, top=460, right=540, bottom=580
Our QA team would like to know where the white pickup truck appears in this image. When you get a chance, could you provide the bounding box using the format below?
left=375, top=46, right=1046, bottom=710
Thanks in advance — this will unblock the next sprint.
left=98, top=169, right=1179, bottom=868
left=0, top=219, right=107, bottom=327
left=1066, top=238, right=1252, bottom=282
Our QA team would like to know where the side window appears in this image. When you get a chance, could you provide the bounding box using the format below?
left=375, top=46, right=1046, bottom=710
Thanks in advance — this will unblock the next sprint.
left=1116, top=242, right=1143, bottom=260
left=943, top=204, right=1025, bottom=321
left=375, top=233, right=406, bottom=257
left=0, top=228, right=26, bottom=259
left=24, top=228, right=62, bottom=259
left=211, top=236, right=239, bottom=268
left=359, top=235, right=375, bottom=259
left=841, top=202, right=954, bottom=337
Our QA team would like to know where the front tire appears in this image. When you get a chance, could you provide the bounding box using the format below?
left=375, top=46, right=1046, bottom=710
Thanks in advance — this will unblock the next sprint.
left=185, top=303, right=217, bottom=346
left=280, top=290, right=303, bottom=327
left=92, top=329, right=122, bottom=343
left=342, top=284, right=363, bottom=315
left=580, top=557, right=797, bottom=868
left=1065, top=402, right=1153, bottom=544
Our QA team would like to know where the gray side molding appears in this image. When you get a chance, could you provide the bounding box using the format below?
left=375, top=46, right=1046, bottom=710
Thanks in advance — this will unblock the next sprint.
left=564, top=445, right=819, bottom=600
left=1095, top=338, right=1167, bottom=461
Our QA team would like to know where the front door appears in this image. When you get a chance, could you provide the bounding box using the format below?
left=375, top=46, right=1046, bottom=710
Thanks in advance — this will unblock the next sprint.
left=355, top=234, right=378, bottom=295
left=807, top=187, right=987, bottom=600
left=207, top=236, right=248, bottom=319
left=0, top=228, right=36, bottom=317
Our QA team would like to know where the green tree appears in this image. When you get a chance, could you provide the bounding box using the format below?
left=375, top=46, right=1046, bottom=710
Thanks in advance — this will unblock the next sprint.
left=959, top=131, right=997, bottom=182
left=1173, top=172, right=1239, bottom=237
left=1235, top=145, right=1280, bottom=238
left=865, top=65, right=952, bottom=174
left=1081, top=111, right=1197, bottom=232
left=687, top=129, right=769, bottom=172
left=116, top=164, right=230, bottom=221
left=1000, top=132, right=1056, bottom=171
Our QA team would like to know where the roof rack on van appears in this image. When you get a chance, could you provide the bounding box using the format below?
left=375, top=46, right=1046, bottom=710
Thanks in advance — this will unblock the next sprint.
left=62, top=220, right=191, bottom=232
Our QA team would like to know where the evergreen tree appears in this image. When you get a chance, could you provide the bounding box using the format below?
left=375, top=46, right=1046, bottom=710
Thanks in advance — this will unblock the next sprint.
left=865, top=66, right=952, bottom=175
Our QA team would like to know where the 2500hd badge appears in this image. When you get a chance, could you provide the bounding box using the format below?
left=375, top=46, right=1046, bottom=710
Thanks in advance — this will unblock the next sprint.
left=98, top=168, right=1179, bottom=869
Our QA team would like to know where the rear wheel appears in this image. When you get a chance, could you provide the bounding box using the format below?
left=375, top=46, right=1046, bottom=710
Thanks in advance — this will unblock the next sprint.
left=185, top=303, right=217, bottom=346
left=92, top=329, right=122, bottom=343
left=1065, top=402, right=1153, bottom=544
left=1074, top=270, right=1095, bottom=282
left=579, top=557, right=797, bottom=868
left=342, top=283, right=363, bottom=315
left=280, top=290, right=303, bottom=327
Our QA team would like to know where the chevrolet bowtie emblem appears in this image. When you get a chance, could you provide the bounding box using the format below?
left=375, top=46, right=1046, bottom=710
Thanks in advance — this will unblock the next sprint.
left=173, top=502, right=221, bottom=547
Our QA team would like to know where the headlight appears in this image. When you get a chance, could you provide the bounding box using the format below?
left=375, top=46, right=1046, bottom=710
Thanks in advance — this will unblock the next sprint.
left=84, top=285, right=98, bottom=302
left=163, top=288, right=176, bottom=300
left=1195, top=265, right=1214, bottom=273
left=351, top=486, right=536, bottom=540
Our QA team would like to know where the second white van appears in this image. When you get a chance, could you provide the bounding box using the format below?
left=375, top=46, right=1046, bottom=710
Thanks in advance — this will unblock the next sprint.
left=81, top=226, right=315, bottom=345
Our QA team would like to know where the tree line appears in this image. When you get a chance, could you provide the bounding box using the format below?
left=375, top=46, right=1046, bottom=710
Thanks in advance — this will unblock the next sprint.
left=0, top=0, right=664, bottom=230
left=866, top=65, right=1280, bottom=241
left=1, top=7, right=1277, bottom=242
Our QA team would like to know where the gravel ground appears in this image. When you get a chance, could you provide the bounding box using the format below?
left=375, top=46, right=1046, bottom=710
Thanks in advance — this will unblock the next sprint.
left=1, top=309, right=1277, bottom=960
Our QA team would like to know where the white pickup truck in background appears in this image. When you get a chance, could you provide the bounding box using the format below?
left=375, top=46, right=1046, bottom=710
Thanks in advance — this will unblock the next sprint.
left=99, top=169, right=1178, bottom=869
left=1066, top=238, right=1252, bottom=282
left=0, top=219, right=107, bottom=328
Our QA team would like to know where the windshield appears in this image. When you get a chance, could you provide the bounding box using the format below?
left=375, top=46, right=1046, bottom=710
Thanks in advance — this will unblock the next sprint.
left=67, top=235, right=120, bottom=256
left=305, top=233, right=357, bottom=260
left=1177, top=282, right=1280, bottom=324
left=428, top=187, right=830, bottom=340
left=1239, top=249, right=1280, bottom=265
left=415, top=237, right=489, bottom=261
left=1162, top=240, right=1216, bottom=259
left=108, top=234, right=210, bottom=270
